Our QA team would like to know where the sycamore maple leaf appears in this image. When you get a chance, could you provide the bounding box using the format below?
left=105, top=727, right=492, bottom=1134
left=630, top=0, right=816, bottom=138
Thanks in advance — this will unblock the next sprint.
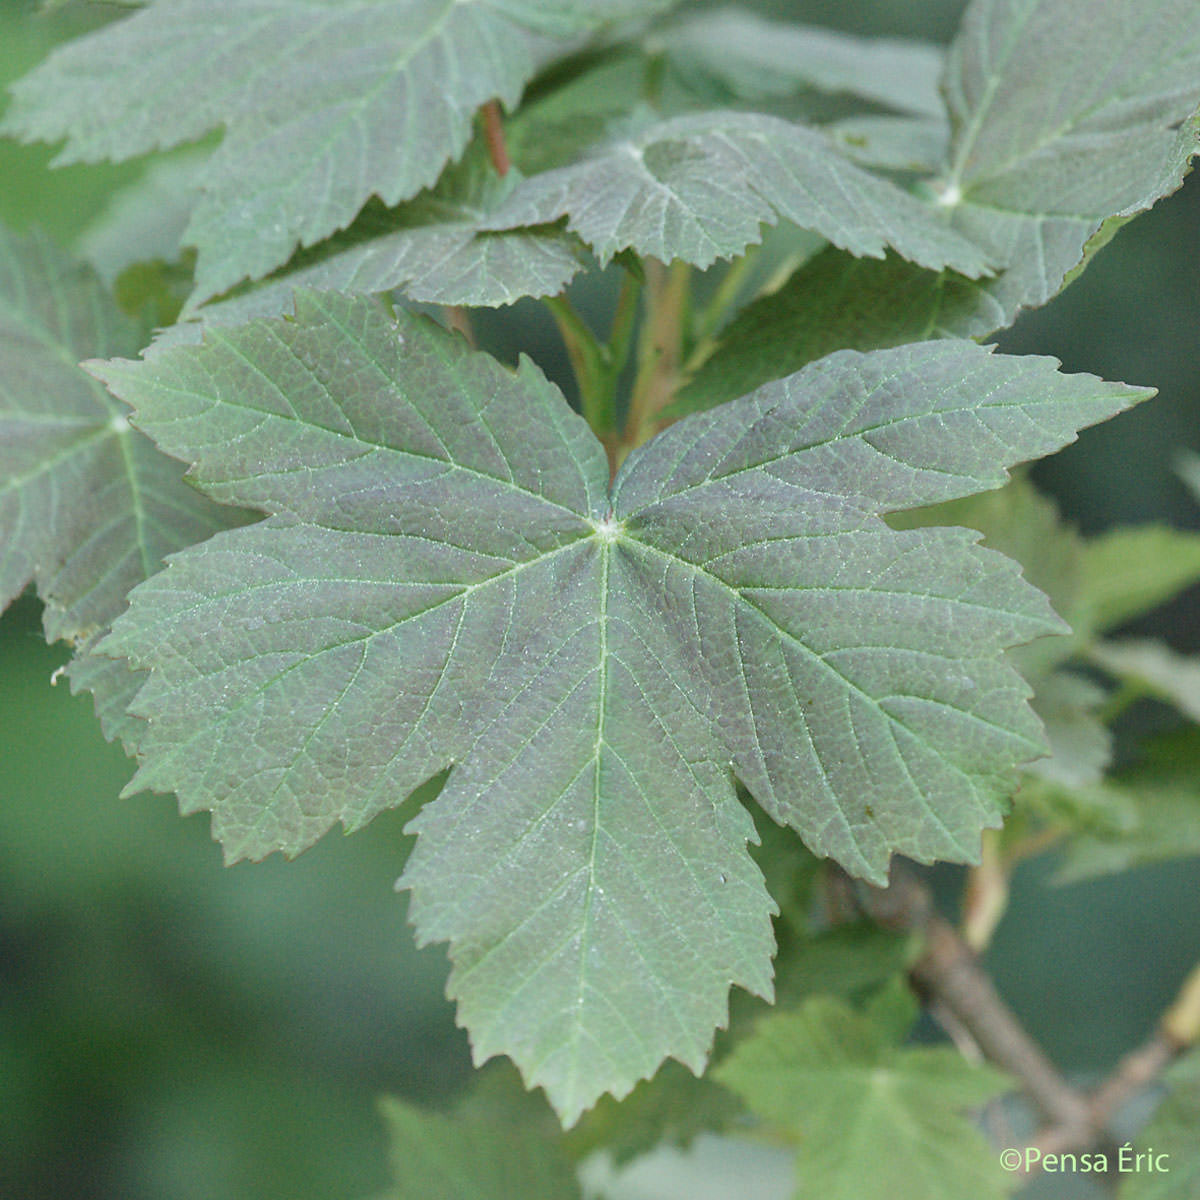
left=89, top=292, right=1146, bottom=1121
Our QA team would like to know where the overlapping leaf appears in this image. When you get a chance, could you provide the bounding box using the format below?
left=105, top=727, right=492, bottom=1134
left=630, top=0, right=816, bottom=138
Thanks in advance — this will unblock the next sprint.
left=715, top=986, right=1014, bottom=1200
left=1078, top=525, right=1200, bottom=634
left=0, top=224, right=234, bottom=742
left=1120, top=1049, right=1200, bottom=1200
left=376, top=1093, right=580, bottom=1200
left=90, top=293, right=1144, bottom=1122
left=827, top=114, right=950, bottom=174
left=681, top=0, right=1200, bottom=411
left=1, top=0, right=680, bottom=301
left=173, top=155, right=587, bottom=339
left=1090, top=640, right=1200, bottom=724
left=1052, top=730, right=1200, bottom=883
left=496, top=109, right=990, bottom=272
left=888, top=479, right=1110, bottom=786
left=655, top=8, right=946, bottom=116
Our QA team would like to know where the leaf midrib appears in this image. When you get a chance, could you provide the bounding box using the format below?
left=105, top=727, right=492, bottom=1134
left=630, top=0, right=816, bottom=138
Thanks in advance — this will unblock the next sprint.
left=123, top=532, right=596, bottom=783
left=620, top=533, right=1031, bottom=862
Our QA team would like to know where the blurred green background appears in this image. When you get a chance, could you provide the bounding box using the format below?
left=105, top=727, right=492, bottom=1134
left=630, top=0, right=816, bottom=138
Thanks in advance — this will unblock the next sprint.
left=2, top=2, right=1199, bottom=1198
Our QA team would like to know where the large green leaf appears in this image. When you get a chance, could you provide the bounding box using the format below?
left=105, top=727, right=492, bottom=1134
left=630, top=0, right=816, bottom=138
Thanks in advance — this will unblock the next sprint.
left=0, top=225, right=237, bottom=745
left=2, top=0, right=678, bottom=301
left=680, top=0, right=1200, bottom=411
left=715, top=986, right=1014, bottom=1200
left=938, top=0, right=1200, bottom=317
left=893, top=479, right=1114, bottom=787
left=496, top=110, right=991, bottom=272
left=90, top=293, right=1144, bottom=1122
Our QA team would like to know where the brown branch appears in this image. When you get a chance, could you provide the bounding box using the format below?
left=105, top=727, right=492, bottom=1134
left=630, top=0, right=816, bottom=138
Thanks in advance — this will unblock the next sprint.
left=913, top=911, right=1091, bottom=1136
left=854, top=864, right=1089, bottom=1135
left=842, top=862, right=1196, bottom=1175
left=481, top=100, right=510, bottom=177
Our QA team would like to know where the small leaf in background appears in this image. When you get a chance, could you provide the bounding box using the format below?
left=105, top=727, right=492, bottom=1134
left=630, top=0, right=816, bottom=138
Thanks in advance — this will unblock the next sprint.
left=1078, top=525, right=1200, bottom=634
left=770, top=923, right=916, bottom=1013
left=0, top=223, right=237, bottom=742
left=1, top=0, right=683, bottom=301
left=375, top=1092, right=581, bottom=1200
left=715, top=984, right=1014, bottom=1200
left=89, top=296, right=1144, bottom=1121
left=680, top=0, right=1200, bottom=411
left=76, top=148, right=209, bottom=286
left=1119, top=1047, right=1200, bottom=1200
left=564, top=1059, right=742, bottom=1168
left=1090, top=639, right=1200, bottom=724
left=1053, top=729, right=1200, bottom=884
left=652, top=8, right=946, bottom=116
left=498, top=110, right=990, bottom=273
left=1025, top=671, right=1111, bottom=789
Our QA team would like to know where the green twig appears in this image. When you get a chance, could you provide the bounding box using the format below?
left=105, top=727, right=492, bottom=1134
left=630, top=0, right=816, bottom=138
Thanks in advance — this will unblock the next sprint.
left=622, top=258, right=691, bottom=463
left=606, top=268, right=642, bottom=387
left=689, top=247, right=759, bottom=357
left=544, top=293, right=612, bottom=433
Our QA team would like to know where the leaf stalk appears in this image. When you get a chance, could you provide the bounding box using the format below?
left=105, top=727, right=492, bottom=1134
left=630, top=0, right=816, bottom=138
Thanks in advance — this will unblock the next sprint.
left=481, top=99, right=510, bottom=177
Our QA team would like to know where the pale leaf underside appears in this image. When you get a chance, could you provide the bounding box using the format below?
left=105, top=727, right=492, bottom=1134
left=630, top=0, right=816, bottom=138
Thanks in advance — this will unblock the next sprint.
left=658, top=8, right=947, bottom=117
left=682, top=0, right=1200, bottom=411
left=1, top=0, right=678, bottom=300
left=0, top=225, right=233, bottom=744
left=496, top=110, right=991, bottom=272
left=88, top=292, right=1145, bottom=1122
left=177, top=158, right=588, bottom=335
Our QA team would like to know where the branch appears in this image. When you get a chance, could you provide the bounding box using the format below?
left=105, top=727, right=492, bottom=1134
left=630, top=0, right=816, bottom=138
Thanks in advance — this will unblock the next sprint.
left=848, top=863, right=1089, bottom=1136
left=842, top=862, right=1197, bottom=1174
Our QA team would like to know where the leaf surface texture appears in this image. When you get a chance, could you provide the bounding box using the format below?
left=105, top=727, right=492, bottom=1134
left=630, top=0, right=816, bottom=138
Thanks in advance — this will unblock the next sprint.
left=0, top=225, right=234, bottom=740
left=2, top=0, right=677, bottom=298
left=92, top=293, right=1144, bottom=1120
left=681, top=0, right=1200, bottom=410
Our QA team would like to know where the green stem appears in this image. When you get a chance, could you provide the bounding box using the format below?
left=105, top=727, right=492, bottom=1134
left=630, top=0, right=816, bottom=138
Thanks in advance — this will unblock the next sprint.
left=622, top=258, right=691, bottom=462
left=1096, top=678, right=1148, bottom=725
left=544, top=294, right=612, bottom=436
left=606, top=268, right=642, bottom=386
left=690, top=247, right=759, bottom=354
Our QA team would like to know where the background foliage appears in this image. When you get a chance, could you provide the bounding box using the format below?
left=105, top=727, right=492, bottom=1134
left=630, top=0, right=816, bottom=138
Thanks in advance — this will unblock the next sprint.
left=2, top=1, right=1200, bottom=1198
